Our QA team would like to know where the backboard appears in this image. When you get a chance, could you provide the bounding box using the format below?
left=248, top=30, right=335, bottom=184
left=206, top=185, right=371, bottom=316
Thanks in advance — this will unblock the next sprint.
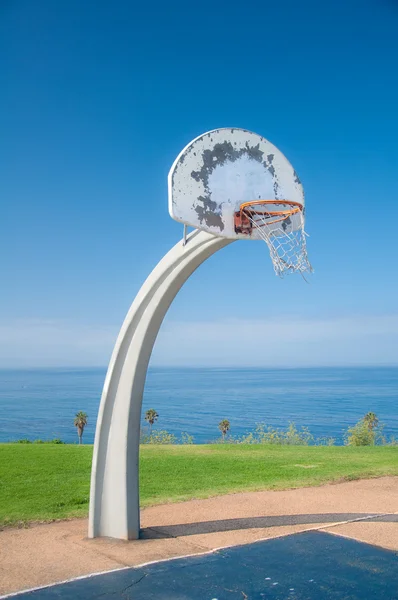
left=168, top=128, right=304, bottom=240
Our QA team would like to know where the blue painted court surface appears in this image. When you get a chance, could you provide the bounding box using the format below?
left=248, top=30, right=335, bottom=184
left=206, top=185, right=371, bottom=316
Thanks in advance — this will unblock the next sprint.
left=12, top=531, right=398, bottom=599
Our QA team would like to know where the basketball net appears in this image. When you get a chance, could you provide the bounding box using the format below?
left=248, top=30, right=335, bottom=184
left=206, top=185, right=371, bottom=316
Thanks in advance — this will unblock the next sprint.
left=237, top=201, right=313, bottom=278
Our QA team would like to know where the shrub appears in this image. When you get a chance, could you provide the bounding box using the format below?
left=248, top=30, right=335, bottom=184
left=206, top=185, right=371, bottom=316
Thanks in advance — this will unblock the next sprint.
left=344, top=418, right=385, bottom=446
left=180, top=432, right=194, bottom=445
left=140, top=430, right=194, bottom=445
left=285, top=423, right=314, bottom=445
left=237, top=422, right=314, bottom=446
left=315, top=436, right=336, bottom=446
left=141, top=430, right=177, bottom=445
left=385, top=437, right=398, bottom=446
left=14, top=438, right=65, bottom=444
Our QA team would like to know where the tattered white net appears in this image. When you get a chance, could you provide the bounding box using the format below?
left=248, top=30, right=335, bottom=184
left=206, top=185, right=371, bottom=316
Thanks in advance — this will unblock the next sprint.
left=244, top=204, right=313, bottom=278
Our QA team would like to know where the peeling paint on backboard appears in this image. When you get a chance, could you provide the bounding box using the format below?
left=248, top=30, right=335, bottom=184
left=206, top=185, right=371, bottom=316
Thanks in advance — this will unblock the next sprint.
left=168, top=128, right=304, bottom=240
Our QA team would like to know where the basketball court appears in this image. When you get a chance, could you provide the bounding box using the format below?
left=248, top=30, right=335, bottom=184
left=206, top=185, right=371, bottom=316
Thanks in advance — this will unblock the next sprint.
left=4, top=530, right=398, bottom=599
left=2, top=130, right=396, bottom=598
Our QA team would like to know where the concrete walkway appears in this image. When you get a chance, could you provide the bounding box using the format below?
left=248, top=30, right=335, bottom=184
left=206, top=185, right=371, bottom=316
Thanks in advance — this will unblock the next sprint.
left=0, top=477, right=397, bottom=597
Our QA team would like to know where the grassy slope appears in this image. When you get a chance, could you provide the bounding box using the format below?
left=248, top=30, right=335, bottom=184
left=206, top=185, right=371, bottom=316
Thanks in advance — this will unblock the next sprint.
left=0, top=444, right=397, bottom=527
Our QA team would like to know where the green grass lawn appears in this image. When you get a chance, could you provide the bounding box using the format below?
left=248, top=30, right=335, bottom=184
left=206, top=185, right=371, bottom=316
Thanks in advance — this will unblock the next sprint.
left=0, top=444, right=397, bottom=527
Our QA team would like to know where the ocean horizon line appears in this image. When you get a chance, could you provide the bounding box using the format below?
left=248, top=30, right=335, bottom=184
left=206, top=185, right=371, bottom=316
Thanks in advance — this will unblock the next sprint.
left=1, top=364, right=398, bottom=372
left=1, top=366, right=397, bottom=444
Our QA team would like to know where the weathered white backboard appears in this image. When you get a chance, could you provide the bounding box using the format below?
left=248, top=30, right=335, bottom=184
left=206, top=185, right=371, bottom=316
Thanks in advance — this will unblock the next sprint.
left=168, top=128, right=304, bottom=240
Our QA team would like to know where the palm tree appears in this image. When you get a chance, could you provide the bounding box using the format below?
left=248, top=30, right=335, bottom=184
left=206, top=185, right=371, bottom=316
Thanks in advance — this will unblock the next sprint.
left=74, top=411, right=88, bottom=445
left=218, top=419, right=230, bottom=442
left=145, top=408, right=159, bottom=433
left=364, top=412, right=379, bottom=432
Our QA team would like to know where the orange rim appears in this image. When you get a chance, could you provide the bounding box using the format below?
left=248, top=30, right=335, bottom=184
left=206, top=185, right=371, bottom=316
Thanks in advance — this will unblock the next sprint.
left=239, top=200, right=303, bottom=226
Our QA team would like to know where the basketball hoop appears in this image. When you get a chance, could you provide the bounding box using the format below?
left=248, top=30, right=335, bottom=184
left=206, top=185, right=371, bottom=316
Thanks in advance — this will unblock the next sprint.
left=234, top=200, right=313, bottom=278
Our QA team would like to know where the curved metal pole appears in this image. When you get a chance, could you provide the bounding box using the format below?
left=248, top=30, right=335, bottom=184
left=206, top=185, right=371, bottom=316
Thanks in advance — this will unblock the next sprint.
left=88, top=230, right=234, bottom=540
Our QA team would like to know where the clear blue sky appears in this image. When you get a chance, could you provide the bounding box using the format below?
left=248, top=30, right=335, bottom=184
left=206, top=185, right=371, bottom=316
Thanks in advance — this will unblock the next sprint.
left=1, top=0, right=398, bottom=367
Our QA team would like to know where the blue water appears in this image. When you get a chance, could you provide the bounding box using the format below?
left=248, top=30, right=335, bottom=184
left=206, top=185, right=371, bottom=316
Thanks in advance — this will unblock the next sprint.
left=0, top=367, right=397, bottom=444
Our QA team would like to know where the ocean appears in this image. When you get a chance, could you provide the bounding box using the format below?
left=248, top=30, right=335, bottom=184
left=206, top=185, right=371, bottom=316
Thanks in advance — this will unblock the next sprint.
left=0, top=367, right=397, bottom=445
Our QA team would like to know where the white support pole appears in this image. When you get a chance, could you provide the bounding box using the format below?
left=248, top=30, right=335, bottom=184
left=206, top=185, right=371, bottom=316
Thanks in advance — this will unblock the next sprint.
left=88, top=230, right=234, bottom=540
